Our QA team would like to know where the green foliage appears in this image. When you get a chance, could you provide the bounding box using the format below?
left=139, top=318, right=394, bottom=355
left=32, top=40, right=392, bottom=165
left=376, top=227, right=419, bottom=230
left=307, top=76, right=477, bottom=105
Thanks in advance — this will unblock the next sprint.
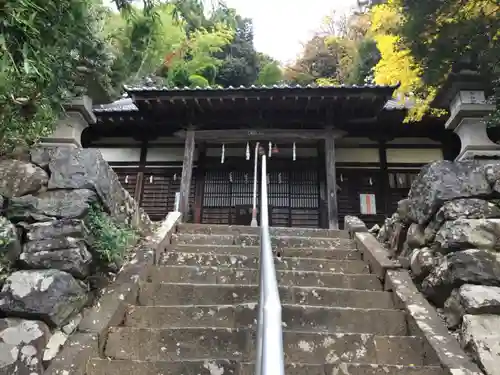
left=188, top=74, right=210, bottom=88
left=0, top=0, right=116, bottom=155
left=371, top=0, right=500, bottom=123
left=256, top=62, right=283, bottom=86
left=346, top=38, right=380, bottom=84
left=86, top=204, right=138, bottom=265
left=106, top=2, right=234, bottom=88
left=214, top=16, right=260, bottom=87
left=288, top=1, right=499, bottom=125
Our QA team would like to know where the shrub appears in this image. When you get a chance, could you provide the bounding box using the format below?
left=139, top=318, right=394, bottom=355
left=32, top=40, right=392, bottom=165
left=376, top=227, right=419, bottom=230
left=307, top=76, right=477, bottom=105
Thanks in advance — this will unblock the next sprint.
left=86, top=203, right=138, bottom=265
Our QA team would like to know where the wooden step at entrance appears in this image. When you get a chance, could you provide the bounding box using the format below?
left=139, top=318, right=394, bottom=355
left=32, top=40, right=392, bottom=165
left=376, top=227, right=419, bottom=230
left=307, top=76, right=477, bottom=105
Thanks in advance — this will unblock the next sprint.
left=138, top=283, right=395, bottom=309
left=88, top=358, right=445, bottom=375
left=167, top=243, right=362, bottom=260
left=158, top=252, right=370, bottom=273
left=176, top=223, right=350, bottom=239
left=124, top=304, right=408, bottom=335
left=104, top=327, right=439, bottom=366
left=148, top=266, right=382, bottom=289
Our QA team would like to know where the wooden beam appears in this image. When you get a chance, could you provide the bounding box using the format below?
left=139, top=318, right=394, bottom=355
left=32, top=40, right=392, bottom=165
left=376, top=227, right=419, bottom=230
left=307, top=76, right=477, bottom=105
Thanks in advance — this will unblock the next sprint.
left=174, top=129, right=346, bottom=142
left=179, top=129, right=195, bottom=220
left=325, top=129, right=339, bottom=230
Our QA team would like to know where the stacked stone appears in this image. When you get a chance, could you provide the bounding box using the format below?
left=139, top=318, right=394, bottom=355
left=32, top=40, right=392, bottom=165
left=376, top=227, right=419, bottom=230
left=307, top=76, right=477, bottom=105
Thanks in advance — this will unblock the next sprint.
left=377, top=160, right=500, bottom=375
left=0, top=147, right=151, bottom=374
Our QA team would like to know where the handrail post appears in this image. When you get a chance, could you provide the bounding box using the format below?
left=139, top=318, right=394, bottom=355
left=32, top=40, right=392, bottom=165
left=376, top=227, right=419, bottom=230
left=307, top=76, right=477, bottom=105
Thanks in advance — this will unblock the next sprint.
left=251, top=142, right=260, bottom=227
left=255, top=154, right=285, bottom=375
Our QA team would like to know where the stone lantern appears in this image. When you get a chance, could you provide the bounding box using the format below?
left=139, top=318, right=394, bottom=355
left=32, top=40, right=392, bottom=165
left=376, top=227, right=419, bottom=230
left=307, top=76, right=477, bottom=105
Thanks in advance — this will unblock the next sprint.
left=433, top=62, right=497, bottom=161
left=40, top=96, right=96, bottom=148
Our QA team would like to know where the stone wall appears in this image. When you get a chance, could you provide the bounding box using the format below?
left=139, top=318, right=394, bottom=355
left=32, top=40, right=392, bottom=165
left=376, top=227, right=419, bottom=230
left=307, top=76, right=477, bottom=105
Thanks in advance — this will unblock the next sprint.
left=377, top=160, right=500, bottom=375
left=0, top=146, right=152, bottom=375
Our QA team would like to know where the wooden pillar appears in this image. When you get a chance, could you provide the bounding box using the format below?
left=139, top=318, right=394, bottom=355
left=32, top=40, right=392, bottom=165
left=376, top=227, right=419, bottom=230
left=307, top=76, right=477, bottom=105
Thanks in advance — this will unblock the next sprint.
left=378, top=141, right=389, bottom=216
left=317, top=141, right=327, bottom=229
left=179, top=129, right=195, bottom=221
left=134, top=140, right=148, bottom=205
left=193, top=143, right=206, bottom=223
left=324, top=130, right=339, bottom=230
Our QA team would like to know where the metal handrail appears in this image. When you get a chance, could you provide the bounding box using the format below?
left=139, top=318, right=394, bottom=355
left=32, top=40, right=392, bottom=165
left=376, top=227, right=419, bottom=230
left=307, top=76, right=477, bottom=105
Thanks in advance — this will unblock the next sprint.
left=255, top=154, right=285, bottom=375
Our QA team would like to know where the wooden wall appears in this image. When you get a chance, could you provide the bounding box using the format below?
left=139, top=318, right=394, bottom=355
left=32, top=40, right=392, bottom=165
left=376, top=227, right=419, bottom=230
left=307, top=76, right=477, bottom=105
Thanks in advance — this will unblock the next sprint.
left=88, top=136, right=449, bottom=227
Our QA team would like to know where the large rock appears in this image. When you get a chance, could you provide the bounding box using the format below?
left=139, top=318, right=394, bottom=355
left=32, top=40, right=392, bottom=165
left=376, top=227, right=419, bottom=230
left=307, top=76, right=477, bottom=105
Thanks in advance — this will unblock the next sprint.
left=5, top=189, right=97, bottom=222
left=20, top=238, right=92, bottom=279
left=0, top=270, right=88, bottom=327
left=434, top=219, right=500, bottom=253
left=444, top=284, right=500, bottom=328
left=407, top=160, right=495, bottom=225
left=396, top=198, right=411, bottom=223
left=410, top=247, right=440, bottom=280
left=460, top=314, right=500, bottom=375
left=0, top=318, right=50, bottom=375
left=406, top=223, right=426, bottom=250
left=388, top=221, right=408, bottom=257
left=24, top=219, right=91, bottom=242
left=0, top=216, right=21, bottom=263
left=32, top=147, right=151, bottom=232
left=376, top=213, right=400, bottom=244
left=421, top=249, right=500, bottom=306
left=426, top=199, right=500, bottom=242
left=0, top=159, right=48, bottom=198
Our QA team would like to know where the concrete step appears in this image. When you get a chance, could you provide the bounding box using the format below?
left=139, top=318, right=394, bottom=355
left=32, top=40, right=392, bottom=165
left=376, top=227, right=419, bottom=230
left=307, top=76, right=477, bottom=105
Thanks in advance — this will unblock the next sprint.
left=177, top=223, right=350, bottom=239
left=239, top=363, right=445, bottom=375
left=148, top=266, right=382, bottom=290
left=138, top=283, right=394, bottom=309
left=88, top=358, right=445, bottom=375
left=158, top=252, right=369, bottom=273
left=104, top=327, right=439, bottom=366
left=171, top=233, right=355, bottom=249
left=124, top=304, right=408, bottom=335
left=167, top=244, right=361, bottom=260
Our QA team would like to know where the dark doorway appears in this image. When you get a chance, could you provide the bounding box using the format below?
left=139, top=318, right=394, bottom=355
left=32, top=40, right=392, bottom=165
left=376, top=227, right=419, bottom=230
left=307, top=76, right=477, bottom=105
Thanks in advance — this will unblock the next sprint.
left=235, top=205, right=253, bottom=225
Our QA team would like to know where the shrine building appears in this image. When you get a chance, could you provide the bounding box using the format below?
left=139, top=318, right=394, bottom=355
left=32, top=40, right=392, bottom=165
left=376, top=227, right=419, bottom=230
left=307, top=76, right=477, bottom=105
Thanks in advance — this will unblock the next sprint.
left=81, top=84, right=462, bottom=229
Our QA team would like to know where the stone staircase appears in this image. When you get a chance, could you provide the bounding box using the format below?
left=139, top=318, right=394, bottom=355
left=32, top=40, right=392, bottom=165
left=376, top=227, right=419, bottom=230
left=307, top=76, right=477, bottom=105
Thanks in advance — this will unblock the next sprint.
left=87, top=223, right=445, bottom=375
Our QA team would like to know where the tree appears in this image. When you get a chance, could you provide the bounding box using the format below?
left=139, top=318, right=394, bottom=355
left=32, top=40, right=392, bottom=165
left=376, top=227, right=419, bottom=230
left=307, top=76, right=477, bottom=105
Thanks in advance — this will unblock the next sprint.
left=285, top=36, right=346, bottom=85
left=214, top=16, right=260, bottom=87
left=367, top=1, right=444, bottom=121
left=256, top=62, right=283, bottom=86
left=0, top=0, right=116, bottom=154
left=360, top=0, right=500, bottom=123
left=284, top=9, right=378, bottom=87
left=105, top=3, right=233, bottom=88
left=111, top=1, right=259, bottom=88
left=346, top=38, right=380, bottom=84
left=395, top=0, right=500, bottom=124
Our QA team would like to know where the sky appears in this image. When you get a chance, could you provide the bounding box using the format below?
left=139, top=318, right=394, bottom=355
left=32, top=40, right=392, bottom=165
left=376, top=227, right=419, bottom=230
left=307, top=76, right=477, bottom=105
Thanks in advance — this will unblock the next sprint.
left=220, top=0, right=359, bottom=64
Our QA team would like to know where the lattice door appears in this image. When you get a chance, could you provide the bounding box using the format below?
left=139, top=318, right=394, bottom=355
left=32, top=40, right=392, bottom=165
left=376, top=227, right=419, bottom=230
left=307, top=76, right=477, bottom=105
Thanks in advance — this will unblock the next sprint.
left=289, top=169, right=320, bottom=228
left=201, top=169, right=254, bottom=225
left=140, top=167, right=195, bottom=221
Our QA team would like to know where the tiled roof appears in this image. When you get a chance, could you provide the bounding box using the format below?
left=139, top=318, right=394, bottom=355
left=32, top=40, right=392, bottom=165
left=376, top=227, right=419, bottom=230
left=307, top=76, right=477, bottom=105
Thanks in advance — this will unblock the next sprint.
left=384, top=98, right=414, bottom=110
left=123, top=83, right=397, bottom=92
left=93, top=83, right=402, bottom=113
left=93, top=97, right=138, bottom=113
